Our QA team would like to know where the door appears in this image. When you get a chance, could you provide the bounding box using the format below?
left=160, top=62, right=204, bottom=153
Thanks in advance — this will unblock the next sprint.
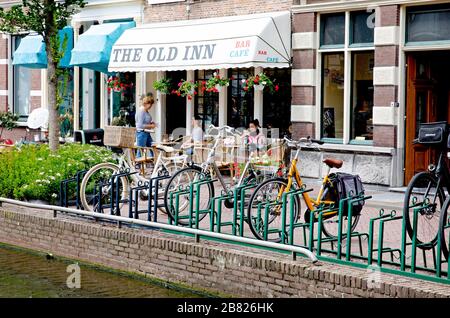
left=404, top=54, right=439, bottom=184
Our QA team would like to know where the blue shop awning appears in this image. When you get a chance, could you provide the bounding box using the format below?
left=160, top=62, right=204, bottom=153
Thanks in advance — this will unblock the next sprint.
left=12, top=26, right=74, bottom=69
left=70, top=21, right=135, bottom=74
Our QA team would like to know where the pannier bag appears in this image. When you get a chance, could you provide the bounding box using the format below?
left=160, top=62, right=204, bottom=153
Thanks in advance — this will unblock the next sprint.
left=329, top=172, right=365, bottom=216
left=418, top=121, right=448, bottom=145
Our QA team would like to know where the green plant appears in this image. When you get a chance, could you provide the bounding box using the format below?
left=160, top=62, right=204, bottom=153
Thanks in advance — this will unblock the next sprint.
left=152, top=78, right=172, bottom=94
left=0, top=143, right=114, bottom=204
left=0, top=111, right=19, bottom=141
left=205, top=71, right=230, bottom=93
left=107, top=75, right=133, bottom=93
left=172, top=79, right=198, bottom=100
left=242, top=73, right=279, bottom=94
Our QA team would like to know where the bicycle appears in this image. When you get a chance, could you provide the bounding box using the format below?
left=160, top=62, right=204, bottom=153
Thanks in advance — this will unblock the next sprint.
left=246, top=136, right=362, bottom=242
left=79, top=144, right=189, bottom=213
left=403, top=121, right=450, bottom=257
left=163, top=125, right=277, bottom=226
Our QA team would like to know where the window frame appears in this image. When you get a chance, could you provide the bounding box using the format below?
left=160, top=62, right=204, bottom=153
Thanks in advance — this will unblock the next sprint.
left=318, top=10, right=375, bottom=145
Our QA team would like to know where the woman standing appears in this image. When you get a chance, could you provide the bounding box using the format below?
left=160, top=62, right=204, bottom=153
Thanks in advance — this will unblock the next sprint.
left=135, top=94, right=157, bottom=150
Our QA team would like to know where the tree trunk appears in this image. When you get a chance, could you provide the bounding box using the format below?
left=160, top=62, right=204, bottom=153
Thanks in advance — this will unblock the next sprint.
left=47, top=52, right=60, bottom=152
left=44, top=0, right=59, bottom=152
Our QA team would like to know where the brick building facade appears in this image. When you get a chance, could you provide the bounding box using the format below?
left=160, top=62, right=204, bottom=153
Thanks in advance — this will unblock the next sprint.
left=2, top=0, right=450, bottom=187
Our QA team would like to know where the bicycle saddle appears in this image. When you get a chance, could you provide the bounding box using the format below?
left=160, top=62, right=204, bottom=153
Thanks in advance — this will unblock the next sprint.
left=323, top=158, right=343, bottom=169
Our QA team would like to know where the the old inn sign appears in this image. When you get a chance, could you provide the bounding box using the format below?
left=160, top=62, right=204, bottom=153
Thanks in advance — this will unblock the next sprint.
left=108, top=12, right=291, bottom=72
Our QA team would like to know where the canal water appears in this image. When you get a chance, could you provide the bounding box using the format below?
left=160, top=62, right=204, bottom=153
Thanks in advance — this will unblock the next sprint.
left=0, top=245, right=201, bottom=298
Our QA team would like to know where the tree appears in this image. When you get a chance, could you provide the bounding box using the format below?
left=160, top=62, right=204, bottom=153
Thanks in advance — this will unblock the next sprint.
left=0, top=0, right=85, bottom=151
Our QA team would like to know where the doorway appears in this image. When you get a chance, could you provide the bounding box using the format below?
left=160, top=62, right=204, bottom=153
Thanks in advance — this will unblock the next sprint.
left=404, top=52, right=450, bottom=184
left=165, top=71, right=187, bottom=135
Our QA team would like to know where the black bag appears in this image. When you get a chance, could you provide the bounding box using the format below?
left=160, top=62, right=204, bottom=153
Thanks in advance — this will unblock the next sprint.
left=418, top=121, right=448, bottom=145
left=330, top=172, right=365, bottom=215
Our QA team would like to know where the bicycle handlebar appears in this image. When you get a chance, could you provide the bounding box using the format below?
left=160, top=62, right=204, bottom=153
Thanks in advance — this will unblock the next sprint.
left=283, top=136, right=324, bottom=147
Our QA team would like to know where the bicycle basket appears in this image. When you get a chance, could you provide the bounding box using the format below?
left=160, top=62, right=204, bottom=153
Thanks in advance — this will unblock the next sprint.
left=418, top=121, right=448, bottom=146
left=104, top=126, right=136, bottom=148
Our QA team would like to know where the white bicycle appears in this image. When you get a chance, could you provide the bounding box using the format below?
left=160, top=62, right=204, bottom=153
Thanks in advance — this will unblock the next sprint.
left=80, top=144, right=189, bottom=213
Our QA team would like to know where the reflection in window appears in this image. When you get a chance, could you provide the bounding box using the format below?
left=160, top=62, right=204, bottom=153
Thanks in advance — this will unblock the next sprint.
left=322, top=53, right=344, bottom=139
left=407, top=5, right=450, bottom=43
left=13, top=36, right=32, bottom=120
left=351, top=52, right=374, bottom=141
left=195, top=70, right=219, bottom=131
left=320, top=14, right=345, bottom=47
left=351, top=11, right=374, bottom=45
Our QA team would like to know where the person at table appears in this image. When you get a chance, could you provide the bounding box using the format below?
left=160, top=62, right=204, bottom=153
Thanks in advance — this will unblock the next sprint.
left=244, top=119, right=266, bottom=157
left=182, top=117, right=204, bottom=159
left=135, top=94, right=156, bottom=156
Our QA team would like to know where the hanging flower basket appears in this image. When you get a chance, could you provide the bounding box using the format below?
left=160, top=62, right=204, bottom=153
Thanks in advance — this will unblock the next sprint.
left=172, top=79, right=198, bottom=100
left=152, top=77, right=172, bottom=95
left=242, top=72, right=279, bottom=94
left=205, top=71, right=230, bottom=93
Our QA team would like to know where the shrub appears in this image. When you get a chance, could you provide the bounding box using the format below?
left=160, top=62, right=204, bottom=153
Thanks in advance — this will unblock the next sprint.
left=0, top=143, right=115, bottom=203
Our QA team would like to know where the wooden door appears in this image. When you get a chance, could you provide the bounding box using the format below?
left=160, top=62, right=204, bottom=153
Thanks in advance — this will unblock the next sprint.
left=404, top=54, right=438, bottom=184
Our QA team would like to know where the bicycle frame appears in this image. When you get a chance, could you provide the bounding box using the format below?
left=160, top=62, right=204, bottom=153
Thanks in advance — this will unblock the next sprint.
left=279, top=145, right=336, bottom=216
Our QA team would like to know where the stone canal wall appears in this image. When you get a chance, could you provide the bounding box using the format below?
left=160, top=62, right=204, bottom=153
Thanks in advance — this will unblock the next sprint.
left=0, top=205, right=449, bottom=298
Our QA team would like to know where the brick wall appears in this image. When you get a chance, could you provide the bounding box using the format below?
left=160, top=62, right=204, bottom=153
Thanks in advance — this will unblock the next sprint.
left=372, top=5, right=400, bottom=148
left=0, top=206, right=449, bottom=298
left=291, top=12, right=317, bottom=140
left=144, top=0, right=291, bottom=23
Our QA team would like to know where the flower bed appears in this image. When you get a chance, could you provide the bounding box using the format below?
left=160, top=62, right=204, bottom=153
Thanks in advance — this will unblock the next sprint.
left=0, top=143, right=114, bottom=204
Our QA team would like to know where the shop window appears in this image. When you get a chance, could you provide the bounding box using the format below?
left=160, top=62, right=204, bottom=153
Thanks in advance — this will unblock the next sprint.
left=351, top=51, right=374, bottom=141
left=195, top=70, right=219, bottom=131
left=407, top=5, right=450, bottom=44
left=320, top=13, right=345, bottom=48
left=228, top=68, right=254, bottom=129
left=321, top=53, right=344, bottom=140
left=350, top=11, right=374, bottom=46
left=12, top=36, right=32, bottom=121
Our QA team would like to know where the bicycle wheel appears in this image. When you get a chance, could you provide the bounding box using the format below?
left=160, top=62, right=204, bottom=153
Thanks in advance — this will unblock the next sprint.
left=152, top=162, right=180, bottom=214
left=438, top=197, right=450, bottom=260
left=404, top=172, right=445, bottom=249
left=308, top=182, right=360, bottom=238
left=163, top=166, right=214, bottom=226
left=80, top=163, right=129, bottom=213
left=247, top=178, right=300, bottom=242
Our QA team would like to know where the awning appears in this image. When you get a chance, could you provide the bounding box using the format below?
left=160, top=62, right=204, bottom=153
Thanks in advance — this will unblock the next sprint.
left=70, top=21, right=135, bottom=74
left=12, top=26, right=73, bottom=69
left=108, top=11, right=291, bottom=72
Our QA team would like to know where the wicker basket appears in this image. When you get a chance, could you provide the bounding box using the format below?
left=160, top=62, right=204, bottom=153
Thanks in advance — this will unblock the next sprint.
left=104, top=126, right=136, bottom=148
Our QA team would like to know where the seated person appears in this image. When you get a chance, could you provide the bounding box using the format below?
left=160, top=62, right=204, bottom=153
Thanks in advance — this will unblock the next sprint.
left=243, top=119, right=267, bottom=157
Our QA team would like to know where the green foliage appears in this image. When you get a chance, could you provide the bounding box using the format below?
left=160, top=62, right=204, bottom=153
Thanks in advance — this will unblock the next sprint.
left=152, top=78, right=172, bottom=94
left=0, top=143, right=114, bottom=203
left=0, top=111, right=19, bottom=139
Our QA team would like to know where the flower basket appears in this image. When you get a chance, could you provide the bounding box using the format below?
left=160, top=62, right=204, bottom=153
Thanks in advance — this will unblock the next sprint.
left=173, top=79, right=198, bottom=100
left=104, top=125, right=136, bottom=148
left=107, top=75, right=133, bottom=93
left=152, top=77, right=172, bottom=95
left=205, top=71, right=230, bottom=93
left=242, top=72, right=279, bottom=94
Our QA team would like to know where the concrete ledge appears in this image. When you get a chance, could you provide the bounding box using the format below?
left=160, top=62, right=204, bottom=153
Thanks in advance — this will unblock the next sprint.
left=0, top=206, right=449, bottom=298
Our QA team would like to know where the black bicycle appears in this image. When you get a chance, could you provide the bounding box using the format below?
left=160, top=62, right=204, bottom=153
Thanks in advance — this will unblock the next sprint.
left=403, top=121, right=449, bottom=259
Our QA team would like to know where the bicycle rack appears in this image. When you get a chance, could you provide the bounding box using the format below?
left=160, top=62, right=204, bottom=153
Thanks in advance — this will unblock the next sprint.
left=210, top=189, right=234, bottom=233
left=94, top=168, right=137, bottom=216
left=59, top=170, right=88, bottom=209
left=148, top=170, right=171, bottom=222
left=233, top=182, right=259, bottom=237
left=128, top=180, right=151, bottom=220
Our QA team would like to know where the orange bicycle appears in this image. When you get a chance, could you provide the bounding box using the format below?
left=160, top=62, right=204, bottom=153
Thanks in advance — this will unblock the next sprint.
left=247, top=136, right=361, bottom=242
